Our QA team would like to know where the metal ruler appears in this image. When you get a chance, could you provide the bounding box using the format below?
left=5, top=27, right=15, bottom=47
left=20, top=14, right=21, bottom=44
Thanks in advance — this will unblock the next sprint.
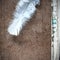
left=51, top=0, right=59, bottom=60
left=57, top=0, right=60, bottom=59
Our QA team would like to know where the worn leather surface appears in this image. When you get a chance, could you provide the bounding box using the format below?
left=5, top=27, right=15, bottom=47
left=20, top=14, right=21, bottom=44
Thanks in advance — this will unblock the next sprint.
left=0, top=0, right=51, bottom=60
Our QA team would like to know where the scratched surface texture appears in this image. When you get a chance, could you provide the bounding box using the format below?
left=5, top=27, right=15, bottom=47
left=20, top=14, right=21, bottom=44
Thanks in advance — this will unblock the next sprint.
left=0, top=0, right=51, bottom=60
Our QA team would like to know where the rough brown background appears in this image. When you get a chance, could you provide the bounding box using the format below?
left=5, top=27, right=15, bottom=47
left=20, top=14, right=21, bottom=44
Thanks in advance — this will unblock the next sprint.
left=0, top=0, right=51, bottom=60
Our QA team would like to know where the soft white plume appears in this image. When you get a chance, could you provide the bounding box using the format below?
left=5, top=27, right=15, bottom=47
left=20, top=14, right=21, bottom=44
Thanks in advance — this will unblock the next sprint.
left=8, top=0, right=40, bottom=36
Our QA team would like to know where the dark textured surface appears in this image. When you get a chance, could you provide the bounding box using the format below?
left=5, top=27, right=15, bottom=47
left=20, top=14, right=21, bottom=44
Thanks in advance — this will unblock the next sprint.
left=0, top=0, right=51, bottom=60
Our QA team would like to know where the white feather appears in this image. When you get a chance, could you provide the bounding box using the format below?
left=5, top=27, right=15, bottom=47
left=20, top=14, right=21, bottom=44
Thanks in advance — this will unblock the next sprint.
left=8, top=0, right=40, bottom=36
